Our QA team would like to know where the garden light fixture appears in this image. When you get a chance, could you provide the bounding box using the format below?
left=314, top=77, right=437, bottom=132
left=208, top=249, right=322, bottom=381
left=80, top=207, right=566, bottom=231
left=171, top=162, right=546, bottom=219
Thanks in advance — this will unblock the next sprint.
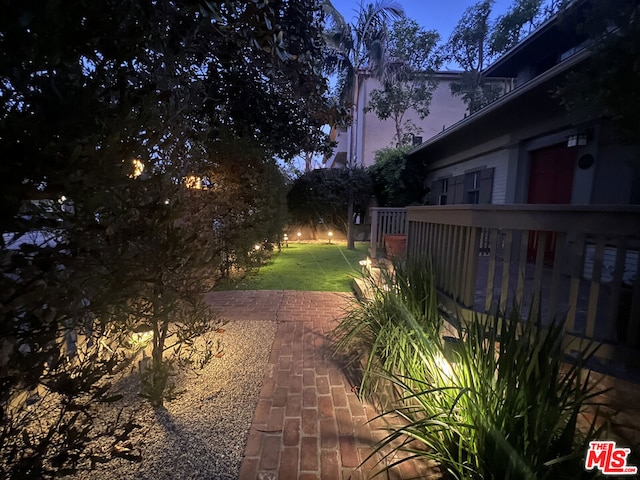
left=130, top=158, right=144, bottom=178
left=434, top=352, right=454, bottom=381
left=130, top=330, right=153, bottom=349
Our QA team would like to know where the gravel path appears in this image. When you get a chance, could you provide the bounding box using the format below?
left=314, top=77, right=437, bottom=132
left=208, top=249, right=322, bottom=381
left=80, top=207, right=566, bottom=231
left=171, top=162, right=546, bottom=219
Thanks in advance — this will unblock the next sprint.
left=76, top=319, right=277, bottom=480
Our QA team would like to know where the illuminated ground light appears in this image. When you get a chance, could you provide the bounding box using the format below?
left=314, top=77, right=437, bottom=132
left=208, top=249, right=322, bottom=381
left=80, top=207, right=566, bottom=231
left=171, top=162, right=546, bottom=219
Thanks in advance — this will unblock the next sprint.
left=130, top=158, right=144, bottom=178
left=130, top=330, right=153, bottom=349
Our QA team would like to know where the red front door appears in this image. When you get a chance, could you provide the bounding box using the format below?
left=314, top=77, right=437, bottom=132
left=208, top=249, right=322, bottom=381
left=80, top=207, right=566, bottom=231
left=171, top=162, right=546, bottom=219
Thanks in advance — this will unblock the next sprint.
left=528, top=144, right=576, bottom=204
left=527, top=144, right=576, bottom=262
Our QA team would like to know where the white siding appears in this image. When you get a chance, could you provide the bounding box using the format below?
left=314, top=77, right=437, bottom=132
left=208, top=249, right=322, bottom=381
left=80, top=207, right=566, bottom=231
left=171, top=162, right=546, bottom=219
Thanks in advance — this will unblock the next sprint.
left=428, top=149, right=510, bottom=204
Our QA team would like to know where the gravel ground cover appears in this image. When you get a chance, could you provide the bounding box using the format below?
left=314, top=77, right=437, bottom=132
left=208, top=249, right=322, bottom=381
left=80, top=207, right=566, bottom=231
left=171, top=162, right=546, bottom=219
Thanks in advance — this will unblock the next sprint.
left=71, top=319, right=276, bottom=480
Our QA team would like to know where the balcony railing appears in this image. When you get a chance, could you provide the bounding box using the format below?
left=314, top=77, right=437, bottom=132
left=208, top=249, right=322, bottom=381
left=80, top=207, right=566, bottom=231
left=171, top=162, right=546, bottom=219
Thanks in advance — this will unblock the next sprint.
left=369, top=207, right=408, bottom=258
left=370, top=204, right=640, bottom=371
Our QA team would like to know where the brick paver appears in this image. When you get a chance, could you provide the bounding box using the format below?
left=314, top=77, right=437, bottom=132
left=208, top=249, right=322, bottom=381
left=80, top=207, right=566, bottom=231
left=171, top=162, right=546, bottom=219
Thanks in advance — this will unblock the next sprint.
left=206, top=290, right=436, bottom=480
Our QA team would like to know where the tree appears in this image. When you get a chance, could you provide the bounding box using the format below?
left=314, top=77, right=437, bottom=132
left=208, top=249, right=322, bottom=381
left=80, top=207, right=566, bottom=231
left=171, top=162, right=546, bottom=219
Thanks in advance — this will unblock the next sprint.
left=448, top=0, right=566, bottom=114
left=322, top=0, right=404, bottom=248
left=287, top=168, right=372, bottom=236
left=491, top=0, right=548, bottom=53
left=368, top=146, right=428, bottom=207
left=203, top=139, right=290, bottom=277
left=556, top=0, right=640, bottom=146
left=447, top=0, right=503, bottom=114
left=365, top=19, right=441, bottom=146
left=0, top=0, right=332, bottom=475
left=491, top=0, right=566, bottom=54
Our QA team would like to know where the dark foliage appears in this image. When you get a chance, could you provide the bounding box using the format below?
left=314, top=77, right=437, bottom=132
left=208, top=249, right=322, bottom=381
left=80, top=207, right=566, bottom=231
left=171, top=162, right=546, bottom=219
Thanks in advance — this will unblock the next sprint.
left=0, top=0, right=331, bottom=476
left=556, top=0, right=640, bottom=145
left=287, top=168, right=372, bottom=234
left=368, top=146, right=428, bottom=207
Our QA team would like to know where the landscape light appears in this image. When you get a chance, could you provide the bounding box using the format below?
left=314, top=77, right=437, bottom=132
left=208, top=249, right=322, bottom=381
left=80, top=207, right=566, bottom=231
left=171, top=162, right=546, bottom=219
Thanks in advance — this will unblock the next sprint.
left=297, top=232, right=301, bottom=243
left=328, top=231, right=333, bottom=244
left=435, top=352, right=454, bottom=381
left=184, top=176, right=202, bottom=189
left=567, top=132, right=587, bottom=147
left=130, top=330, right=153, bottom=349
left=359, top=259, right=368, bottom=275
left=130, top=159, right=144, bottom=178
left=442, top=336, right=461, bottom=363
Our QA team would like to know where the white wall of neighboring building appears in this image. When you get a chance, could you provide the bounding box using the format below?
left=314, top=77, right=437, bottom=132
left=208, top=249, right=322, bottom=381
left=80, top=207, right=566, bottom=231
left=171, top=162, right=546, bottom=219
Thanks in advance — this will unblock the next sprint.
left=323, top=72, right=469, bottom=169
left=325, top=127, right=348, bottom=168
left=354, top=73, right=468, bottom=168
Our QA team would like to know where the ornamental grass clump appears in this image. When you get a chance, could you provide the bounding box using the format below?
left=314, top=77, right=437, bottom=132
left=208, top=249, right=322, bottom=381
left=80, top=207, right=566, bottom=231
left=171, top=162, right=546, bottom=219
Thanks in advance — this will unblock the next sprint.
left=376, top=309, right=604, bottom=479
left=333, top=255, right=441, bottom=401
left=335, top=256, right=605, bottom=479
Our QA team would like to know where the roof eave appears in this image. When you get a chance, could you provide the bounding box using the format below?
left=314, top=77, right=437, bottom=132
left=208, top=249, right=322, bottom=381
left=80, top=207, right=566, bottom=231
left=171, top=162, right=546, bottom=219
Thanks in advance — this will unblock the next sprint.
left=407, top=48, right=590, bottom=158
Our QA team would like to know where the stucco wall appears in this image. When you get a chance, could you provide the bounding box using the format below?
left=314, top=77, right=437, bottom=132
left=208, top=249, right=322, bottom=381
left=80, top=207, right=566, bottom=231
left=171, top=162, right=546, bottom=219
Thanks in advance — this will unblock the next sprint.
left=356, top=75, right=468, bottom=167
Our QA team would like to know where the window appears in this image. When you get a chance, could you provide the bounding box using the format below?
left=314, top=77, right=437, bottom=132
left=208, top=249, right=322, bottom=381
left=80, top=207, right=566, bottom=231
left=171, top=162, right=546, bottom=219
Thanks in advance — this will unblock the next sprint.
left=439, top=178, right=448, bottom=205
left=465, top=171, right=480, bottom=204
left=433, top=167, right=493, bottom=205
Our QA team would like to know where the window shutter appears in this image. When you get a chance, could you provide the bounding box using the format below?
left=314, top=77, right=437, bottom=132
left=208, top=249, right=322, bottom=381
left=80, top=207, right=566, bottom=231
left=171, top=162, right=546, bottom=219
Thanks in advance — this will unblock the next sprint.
left=452, top=174, right=465, bottom=204
left=430, top=180, right=442, bottom=204
left=479, top=167, right=494, bottom=204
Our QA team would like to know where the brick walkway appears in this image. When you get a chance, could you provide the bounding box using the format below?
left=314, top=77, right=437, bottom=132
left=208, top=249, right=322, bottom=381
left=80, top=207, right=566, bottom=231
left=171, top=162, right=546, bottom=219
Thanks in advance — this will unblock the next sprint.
left=205, top=290, right=434, bottom=480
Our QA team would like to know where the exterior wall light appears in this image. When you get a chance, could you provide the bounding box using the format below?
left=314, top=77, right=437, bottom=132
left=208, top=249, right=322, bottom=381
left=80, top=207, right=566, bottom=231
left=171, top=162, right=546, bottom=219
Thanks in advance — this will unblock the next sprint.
left=567, top=133, right=587, bottom=147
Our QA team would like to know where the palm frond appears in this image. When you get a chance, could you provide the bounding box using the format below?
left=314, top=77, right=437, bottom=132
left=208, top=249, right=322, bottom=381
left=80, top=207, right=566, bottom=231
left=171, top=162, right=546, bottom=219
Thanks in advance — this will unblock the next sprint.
left=322, top=0, right=406, bottom=103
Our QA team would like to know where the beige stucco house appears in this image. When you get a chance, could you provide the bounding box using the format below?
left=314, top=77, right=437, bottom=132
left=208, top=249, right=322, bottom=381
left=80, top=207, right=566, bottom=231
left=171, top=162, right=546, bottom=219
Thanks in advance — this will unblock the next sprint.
left=324, top=72, right=471, bottom=168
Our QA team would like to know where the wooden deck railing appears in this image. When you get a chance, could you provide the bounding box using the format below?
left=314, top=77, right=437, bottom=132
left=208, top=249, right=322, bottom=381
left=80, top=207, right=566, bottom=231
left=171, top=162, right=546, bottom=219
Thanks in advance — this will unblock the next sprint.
left=369, top=207, right=408, bottom=258
left=371, top=205, right=640, bottom=370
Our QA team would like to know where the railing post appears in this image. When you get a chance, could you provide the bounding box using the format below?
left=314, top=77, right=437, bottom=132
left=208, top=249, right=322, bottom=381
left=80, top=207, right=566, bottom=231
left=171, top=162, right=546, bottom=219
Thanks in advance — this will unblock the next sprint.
left=370, top=207, right=379, bottom=258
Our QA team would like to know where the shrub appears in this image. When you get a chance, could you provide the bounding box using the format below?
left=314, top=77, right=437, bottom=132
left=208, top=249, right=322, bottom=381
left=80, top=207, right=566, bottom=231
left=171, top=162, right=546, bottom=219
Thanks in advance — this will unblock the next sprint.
left=378, top=309, right=603, bottom=479
left=335, top=257, right=604, bottom=479
left=333, top=255, right=440, bottom=402
left=367, top=146, right=428, bottom=207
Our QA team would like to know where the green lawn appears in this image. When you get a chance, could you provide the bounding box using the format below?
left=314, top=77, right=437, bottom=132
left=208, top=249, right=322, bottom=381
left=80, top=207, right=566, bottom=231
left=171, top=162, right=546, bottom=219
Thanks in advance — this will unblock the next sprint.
left=217, top=241, right=368, bottom=292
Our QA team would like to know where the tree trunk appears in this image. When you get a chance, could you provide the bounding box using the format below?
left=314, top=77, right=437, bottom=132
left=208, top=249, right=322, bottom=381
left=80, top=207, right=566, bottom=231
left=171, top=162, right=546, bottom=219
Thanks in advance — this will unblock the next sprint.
left=346, top=73, right=360, bottom=250
left=347, top=193, right=354, bottom=250
left=394, top=113, right=403, bottom=146
left=305, top=152, right=313, bottom=172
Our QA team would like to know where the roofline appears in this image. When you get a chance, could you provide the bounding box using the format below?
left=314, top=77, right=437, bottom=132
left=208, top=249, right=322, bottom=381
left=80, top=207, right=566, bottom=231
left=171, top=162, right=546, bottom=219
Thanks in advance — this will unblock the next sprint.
left=483, top=0, right=582, bottom=77
left=407, top=47, right=590, bottom=157
left=483, top=14, right=558, bottom=77
left=356, top=70, right=468, bottom=79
